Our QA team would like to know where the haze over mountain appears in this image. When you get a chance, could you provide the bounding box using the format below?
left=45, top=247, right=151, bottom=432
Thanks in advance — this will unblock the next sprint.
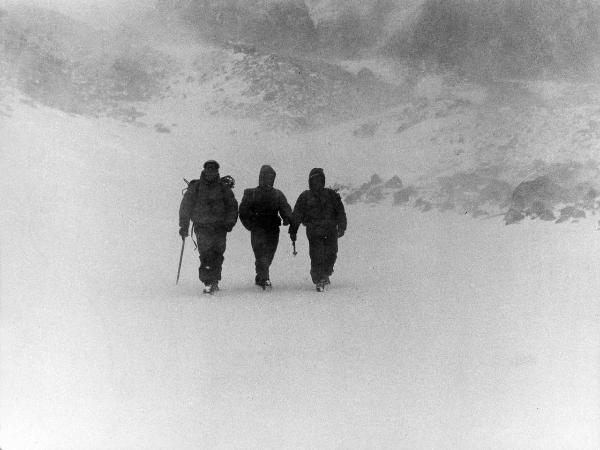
left=3, top=0, right=600, bottom=222
left=154, top=0, right=600, bottom=78
left=3, top=2, right=600, bottom=449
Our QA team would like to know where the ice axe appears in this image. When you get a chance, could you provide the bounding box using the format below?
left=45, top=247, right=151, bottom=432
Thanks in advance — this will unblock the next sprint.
left=176, top=237, right=186, bottom=285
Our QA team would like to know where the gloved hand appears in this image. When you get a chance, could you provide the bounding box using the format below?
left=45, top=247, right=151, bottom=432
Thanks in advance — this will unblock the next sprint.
left=337, top=228, right=345, bottom=238
left=290, top=232, right=297, bottom=242
left=179, top=226, right=189, bottom=238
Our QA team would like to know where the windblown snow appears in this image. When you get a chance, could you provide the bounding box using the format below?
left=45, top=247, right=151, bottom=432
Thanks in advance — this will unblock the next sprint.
left=2, top=79, right=600, bottom=449
left=2, top=4, right=600, bottom=449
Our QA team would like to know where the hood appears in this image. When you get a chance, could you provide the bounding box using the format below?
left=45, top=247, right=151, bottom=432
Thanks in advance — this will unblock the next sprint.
left=308, top=168, right=325, bottom=192
left=200, top=168, right=220, bottom=184
left=203, top=160, right=220, bottom=170
left=259, top=165, right=276, bottom=188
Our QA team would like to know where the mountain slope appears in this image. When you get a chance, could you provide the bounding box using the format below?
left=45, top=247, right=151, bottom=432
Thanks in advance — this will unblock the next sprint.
left=2, top=69, right=600, bottom=449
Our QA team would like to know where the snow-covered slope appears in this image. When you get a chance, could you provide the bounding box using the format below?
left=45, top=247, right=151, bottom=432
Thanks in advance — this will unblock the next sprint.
left=2, top=6, right=600, bottom=447
left=3, top=3, right=600, bottom=220
left=2, top=68, right=600, bottom=449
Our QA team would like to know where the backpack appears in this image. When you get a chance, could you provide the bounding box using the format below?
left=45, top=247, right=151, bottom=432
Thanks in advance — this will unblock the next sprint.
left=181, top=175, right=236, bottom=249
left=182, top=175, right=235, bottom=195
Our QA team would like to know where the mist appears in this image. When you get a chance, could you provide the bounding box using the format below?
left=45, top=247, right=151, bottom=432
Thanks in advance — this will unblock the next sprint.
left=1, top=0, right=155, bottom=29
left=3, top=0, right=600, bottom=125
left=3, top=1, right=600, bottom=448
left=386, top=0, right=600, bottom=78
left=154, top=0, right=600, bottom=78
left=0, top=0, right=173, bottom=115
left=6, top=0, right=599, bottom=78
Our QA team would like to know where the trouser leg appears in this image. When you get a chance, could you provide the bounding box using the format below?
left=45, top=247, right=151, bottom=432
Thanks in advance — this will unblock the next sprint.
left=251, top=228, right=279, bottom=283
left=309, top=236, right=339, bottom=283
left=196, top=228, right=227, bottom=285
left=309, top=237, right=327, bottom=284
left=323, top=236, right=338, bottom=278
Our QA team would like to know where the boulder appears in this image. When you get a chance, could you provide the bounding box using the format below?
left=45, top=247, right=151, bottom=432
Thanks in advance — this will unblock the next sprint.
left=393, top=187, right=415, bottom=205
left=384, top=175, right=403, bottom=189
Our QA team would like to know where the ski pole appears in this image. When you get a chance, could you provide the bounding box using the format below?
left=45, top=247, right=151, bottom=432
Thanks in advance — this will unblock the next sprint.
left=176, top=237, right=186, bottom=285
left=292, top=241, right=297, bottom=256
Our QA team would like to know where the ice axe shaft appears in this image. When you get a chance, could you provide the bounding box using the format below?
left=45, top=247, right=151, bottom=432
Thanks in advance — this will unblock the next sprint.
left=176, top=237, right=186, bottom=285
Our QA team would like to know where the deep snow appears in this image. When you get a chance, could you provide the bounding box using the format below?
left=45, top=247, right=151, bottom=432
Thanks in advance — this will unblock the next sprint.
left=2, top=79, right=600, bottom=449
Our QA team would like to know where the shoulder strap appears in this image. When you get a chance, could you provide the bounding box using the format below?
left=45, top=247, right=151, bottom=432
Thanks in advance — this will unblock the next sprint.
left=218, top=179, right=230, bottom=197
left=189, top=180, right=201, bottom=210
left=183, top=179, right=200, bottom=196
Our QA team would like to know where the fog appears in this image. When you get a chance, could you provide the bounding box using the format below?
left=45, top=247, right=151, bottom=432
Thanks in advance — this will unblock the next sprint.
left=1, top=0, right=154, bottom=29
left=3, top=1, right=600, bottom=450
left=3, top=0, right=599, bottom=78
left=151, top=0, right=600, bottom=78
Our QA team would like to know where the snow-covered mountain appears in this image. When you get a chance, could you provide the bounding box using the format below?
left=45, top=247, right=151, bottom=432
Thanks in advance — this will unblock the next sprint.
left=5, top=4, right=600, bottom=225
left=2, top=4, right=600, bottom=449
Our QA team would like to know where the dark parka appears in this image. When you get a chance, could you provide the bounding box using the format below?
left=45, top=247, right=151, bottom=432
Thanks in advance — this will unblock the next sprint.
left=289, top=168, right=346, bottom=240
left=290, top=168, right=347, bottom=285
left=179, top=171, right=238, bottom=232
left=179, top=168, right=238, bottom=287
left=239, top=165, right=294, bottom=231
left=239, top=165, right=294, bottom=285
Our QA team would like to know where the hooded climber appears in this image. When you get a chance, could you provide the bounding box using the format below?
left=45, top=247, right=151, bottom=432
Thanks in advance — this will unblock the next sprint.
left=179, top=160, right=238, bottom=294
left=239, top=165, right=294, bottom=289
left=289, top=168, right=347, bottom=291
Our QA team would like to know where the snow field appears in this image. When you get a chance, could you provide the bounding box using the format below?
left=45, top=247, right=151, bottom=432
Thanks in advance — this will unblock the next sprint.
left=1, top=94, right=600, bottom=449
